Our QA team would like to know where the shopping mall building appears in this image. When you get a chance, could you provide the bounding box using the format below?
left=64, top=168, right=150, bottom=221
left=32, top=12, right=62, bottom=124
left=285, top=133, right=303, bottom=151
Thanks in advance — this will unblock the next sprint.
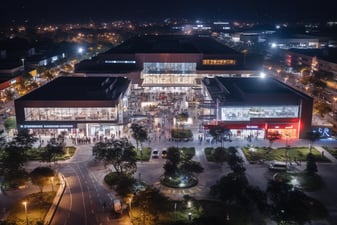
left=201, top=76, right=313, bottom=139
left=14, top=76, right=131, bottom=138
left=14, top=35, right=313, bottom=139
left=74, top=35, right=259, bottom=91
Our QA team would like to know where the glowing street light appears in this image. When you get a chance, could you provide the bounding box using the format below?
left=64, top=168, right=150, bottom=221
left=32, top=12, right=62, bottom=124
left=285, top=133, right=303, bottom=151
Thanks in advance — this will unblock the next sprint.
left=22, top=201, right=28, bottom=225
left=78, top=47, right=84, bottom=54
left=333, top=96, right=337, bottom=109
left=21, top=58, right=25, bottom=70
left=50, top=176, right=54, bottom=192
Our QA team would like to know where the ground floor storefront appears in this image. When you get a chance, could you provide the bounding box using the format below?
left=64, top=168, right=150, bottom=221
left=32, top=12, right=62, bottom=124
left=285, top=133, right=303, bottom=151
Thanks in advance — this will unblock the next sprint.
left=203, top=119, right=300, bottom=141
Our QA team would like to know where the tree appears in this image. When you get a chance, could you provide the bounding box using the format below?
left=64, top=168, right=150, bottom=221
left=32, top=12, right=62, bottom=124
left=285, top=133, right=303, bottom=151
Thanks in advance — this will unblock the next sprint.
left=130, top=123, right=148, bottom=153
left=175, top=112, right=189, bottom=128
left=208, top=124, right=229, bottom=148
left=40, top=143, right=64, bottom=164
left=304, top=130, right=320, bottom=153
left=1, top=143, right=28, bottom=172
left=266, top=179, right=327, bottom=224
left=30, top=167, right=55, bottom=192
left=92, top=139, right=137, bottom=175
left=4, top=117, right=16, bottom=133
left=227, top=147, right=246, bottom=175
left=210, top=172, right=249, bottom=204
left=133, top=187, right=171, bottom=225
left=314, top=101, right=332, bottom=117
left=306, top=153, right=318, bottom=174
left=114, top=174, right=136, bottom=197
left=163, top=147, right=181, bottom=177
left=212, top=147, right=227, bottom=166
left=180, top=161, right=204, bottom=175
left=12, top=128, right=38, bottom=149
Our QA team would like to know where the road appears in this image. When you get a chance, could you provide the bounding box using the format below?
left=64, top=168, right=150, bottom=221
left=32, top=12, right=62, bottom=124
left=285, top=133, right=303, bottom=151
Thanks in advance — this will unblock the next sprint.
left=50, top=144, right=131, bottom=225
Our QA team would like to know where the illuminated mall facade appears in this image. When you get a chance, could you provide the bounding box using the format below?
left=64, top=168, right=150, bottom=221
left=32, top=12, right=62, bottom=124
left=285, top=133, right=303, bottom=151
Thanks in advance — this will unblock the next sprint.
left=15, top=76, right=131, bottom=137
left=74, top=35, right=257, bottom=92
left=14, top=35, right=313, bottom=138
left=201, top=77, right=313, bottom=139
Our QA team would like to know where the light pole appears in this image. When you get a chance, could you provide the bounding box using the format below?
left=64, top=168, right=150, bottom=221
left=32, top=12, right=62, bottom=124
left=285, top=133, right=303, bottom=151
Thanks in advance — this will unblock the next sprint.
left=333, top=96, right=337, bottom=110
left=50, top=176, right=54, bottom=192
left=127, top=194, right=133, bottom=217
left=21, top=58, right=25, bottom=70
left=188, top=212, right=192, bottom=222
left=22, top=201, right=28, bottom=225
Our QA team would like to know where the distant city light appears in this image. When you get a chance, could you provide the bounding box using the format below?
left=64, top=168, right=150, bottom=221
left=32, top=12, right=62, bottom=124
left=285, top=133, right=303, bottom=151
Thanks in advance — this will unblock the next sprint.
left=271, top=43, right=277, bottom=48
left=260, top=72, right=266, bottom=78
left=78, top=47, right=84, bottom=54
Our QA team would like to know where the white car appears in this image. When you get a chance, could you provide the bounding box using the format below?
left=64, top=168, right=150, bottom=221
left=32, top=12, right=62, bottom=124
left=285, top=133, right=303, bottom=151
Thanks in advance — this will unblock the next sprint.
left=269, top=161, right=287, bottom=171
left=152, top=150, right=159, bottom=158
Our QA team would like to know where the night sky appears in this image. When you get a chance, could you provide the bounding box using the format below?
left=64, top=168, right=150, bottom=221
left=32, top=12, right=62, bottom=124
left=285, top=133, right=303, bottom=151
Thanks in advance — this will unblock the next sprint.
left=1, top=0, right=337, bottom=25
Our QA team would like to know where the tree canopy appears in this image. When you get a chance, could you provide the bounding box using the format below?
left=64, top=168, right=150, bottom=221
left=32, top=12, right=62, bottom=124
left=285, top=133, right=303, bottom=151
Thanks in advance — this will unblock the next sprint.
left=130, top=123, right=148, bottom=152
left=92, top=139, right=137, bottom=175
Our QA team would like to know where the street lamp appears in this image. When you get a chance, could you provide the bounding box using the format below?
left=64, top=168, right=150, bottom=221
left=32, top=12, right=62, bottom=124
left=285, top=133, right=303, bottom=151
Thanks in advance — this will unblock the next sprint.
left=50, top=176, right=54, bottom=192
left=22, top=201, right=28, bottom=225
left=21, top=58, right=25, bottom=70
left=188, top=212, right=192, bottom=222
left=127, top=194, right=133, bottom=217
left=333, top=96, right=337, bottom=110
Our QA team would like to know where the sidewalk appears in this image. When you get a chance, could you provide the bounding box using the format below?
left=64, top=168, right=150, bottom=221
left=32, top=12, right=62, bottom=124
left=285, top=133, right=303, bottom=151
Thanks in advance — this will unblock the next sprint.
left=43, top=173, right=66, bottom=225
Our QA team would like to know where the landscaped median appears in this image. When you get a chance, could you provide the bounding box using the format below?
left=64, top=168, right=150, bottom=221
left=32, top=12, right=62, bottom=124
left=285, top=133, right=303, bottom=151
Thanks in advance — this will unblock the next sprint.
left=3, top=173, right=65, bottom=225
left=242, top=146, right=330, bottom=164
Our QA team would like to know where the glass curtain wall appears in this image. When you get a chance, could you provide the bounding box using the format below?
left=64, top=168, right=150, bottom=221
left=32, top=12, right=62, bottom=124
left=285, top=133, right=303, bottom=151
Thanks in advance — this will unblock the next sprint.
left=24, top=107, right=117, bottom=121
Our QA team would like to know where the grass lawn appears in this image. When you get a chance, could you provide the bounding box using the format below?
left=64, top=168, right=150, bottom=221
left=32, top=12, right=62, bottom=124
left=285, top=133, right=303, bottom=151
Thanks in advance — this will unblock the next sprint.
left=131, top=200, right=251, bottom=224
left=274, top=171, right=324, bottom=191
left=242, top=146, right=330, bottom=163
left=27, top=146, right=77, bottom=161
left=6, top=191, right=56, bottom=225
left=136, top=147, right=152, bottom=161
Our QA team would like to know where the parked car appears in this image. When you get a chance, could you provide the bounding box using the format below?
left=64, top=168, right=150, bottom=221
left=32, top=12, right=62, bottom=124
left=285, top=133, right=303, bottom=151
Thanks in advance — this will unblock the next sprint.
left=161, top=149, right=167, bottom=158
left=269, top=161, right=287, bottom=171
left=152, top=150, right=159, bottom=158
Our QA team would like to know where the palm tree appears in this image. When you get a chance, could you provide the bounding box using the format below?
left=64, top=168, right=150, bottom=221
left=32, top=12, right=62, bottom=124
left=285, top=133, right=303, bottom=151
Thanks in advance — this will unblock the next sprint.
left=130, top=123, right=148, bottom=154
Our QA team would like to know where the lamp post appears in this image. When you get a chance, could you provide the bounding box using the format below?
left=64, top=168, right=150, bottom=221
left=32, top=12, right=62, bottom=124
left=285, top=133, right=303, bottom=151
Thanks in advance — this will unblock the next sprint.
left=188, top=212, right=192, bottom=222
left=22, top=201, right=28, bottom=225
left=127, top=194, right=133, bottom=217
left=21, top=58, right=25, bottom=70
left=333, top=96, right=337, bottom=110
left=50, top=176, right=54, bottom=192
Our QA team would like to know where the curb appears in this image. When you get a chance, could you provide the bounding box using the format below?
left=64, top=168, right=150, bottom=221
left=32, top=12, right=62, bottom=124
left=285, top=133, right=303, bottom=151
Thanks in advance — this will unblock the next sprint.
left=44, top=173, right=66, bottom=225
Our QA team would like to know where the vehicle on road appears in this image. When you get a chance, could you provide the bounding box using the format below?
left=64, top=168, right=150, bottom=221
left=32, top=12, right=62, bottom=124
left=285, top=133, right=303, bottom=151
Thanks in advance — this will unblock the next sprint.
left=161, top=149, right=167, bottom=158
left=152, top=150, right=159, bottom=158
left=269, top=161, right=287, bottom=171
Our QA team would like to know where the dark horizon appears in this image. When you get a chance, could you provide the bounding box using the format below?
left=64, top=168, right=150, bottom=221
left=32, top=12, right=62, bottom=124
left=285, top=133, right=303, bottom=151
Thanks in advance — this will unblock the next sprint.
left=1, top=0, right=337, bottom=26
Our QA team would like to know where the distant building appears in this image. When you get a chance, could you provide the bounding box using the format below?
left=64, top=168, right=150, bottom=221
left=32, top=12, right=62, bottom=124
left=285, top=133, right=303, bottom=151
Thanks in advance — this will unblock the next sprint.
left=282, top=48, right=337, bottom=78
left=14, top=76, right=131, bottom=137
left=0, top=61, right=24, bottom=101
left=201, top=76, right=313, bottom=139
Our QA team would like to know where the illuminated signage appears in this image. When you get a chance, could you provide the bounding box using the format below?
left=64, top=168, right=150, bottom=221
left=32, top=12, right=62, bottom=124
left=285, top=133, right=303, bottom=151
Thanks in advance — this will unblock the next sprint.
left=312, top=127, right=330, bottom=138
left=20, top=124, right=75, bottom=129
